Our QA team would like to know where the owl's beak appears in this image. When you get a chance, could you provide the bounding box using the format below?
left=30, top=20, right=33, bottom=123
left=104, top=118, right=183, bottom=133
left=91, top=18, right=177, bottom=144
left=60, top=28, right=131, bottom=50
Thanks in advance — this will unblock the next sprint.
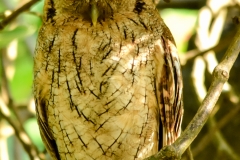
left=90, top=1, right=99, bottom=27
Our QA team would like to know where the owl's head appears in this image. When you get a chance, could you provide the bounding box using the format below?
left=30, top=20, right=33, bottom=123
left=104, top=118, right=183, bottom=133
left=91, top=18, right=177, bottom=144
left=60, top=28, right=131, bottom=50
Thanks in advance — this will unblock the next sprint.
left=43, top=0, right=156, bottom=25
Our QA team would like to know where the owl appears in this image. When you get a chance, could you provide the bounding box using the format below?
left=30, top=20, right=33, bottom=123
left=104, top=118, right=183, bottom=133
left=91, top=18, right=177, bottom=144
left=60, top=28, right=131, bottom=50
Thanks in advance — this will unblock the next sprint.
left=33, top=0, right=183, bottom=159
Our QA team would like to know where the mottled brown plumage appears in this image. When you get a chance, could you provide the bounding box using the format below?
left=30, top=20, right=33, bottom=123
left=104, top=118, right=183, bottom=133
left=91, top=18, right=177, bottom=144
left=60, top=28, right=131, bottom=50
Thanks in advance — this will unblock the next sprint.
left=33, top=0, right=183, bottom=159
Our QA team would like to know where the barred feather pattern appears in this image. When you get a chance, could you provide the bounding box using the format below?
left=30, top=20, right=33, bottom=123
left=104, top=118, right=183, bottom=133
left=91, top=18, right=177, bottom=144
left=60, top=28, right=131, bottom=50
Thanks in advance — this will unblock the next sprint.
left=157, top=37, right=183, bottom=147
left=33, top=0, right=183, bottom=159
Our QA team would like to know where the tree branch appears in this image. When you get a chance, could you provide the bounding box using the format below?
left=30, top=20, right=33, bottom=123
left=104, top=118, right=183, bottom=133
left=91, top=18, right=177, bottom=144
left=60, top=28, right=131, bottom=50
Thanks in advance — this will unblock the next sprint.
left=0, top=0, right=40, bottom=30
left=180, top=29, right=236, bottom=65
left=0, top=98, right=45, bottom=160
left=193, top=104, right=240, bottom=157
left=145, top=25, right=240, bottom=160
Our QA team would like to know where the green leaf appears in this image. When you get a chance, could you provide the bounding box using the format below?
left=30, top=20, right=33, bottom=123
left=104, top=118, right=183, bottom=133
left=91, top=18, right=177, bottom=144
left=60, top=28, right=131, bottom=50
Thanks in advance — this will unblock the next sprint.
left=24, top=118, right=45, bottom=151
left=0, top=25, right=35, bottom=48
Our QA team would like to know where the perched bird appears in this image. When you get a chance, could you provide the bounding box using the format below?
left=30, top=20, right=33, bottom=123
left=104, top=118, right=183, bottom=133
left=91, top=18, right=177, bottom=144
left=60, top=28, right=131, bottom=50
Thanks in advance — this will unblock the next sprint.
left=33, top=0, right=183, bottom=159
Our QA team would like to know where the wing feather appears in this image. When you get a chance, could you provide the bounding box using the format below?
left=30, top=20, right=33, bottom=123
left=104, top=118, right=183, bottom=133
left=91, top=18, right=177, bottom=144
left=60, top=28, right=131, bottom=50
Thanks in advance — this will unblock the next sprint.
left=35, top=96, right=61, bottom=160
left=156, top=36, right=184, bottom=147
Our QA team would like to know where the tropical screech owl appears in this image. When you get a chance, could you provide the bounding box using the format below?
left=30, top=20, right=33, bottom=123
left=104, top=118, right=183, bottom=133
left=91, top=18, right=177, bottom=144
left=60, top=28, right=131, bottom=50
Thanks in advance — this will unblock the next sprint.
left=33, top=0, right=183, bottom=159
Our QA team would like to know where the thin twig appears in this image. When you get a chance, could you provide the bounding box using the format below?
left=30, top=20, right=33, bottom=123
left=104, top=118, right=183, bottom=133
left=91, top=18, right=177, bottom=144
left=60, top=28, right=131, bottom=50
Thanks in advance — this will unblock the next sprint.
left=193, top=104, right=240, bottom=157
left=0, top=98, right=45, bottom=160
left=186, top=147, right=194, bottom=160
left=209, top=117, right=240, bottom=160
left=181, top=29, right=236, bottom=65
left=0, top=29, right=42, bottom=159
left=0, top=0, right=40, bottom=30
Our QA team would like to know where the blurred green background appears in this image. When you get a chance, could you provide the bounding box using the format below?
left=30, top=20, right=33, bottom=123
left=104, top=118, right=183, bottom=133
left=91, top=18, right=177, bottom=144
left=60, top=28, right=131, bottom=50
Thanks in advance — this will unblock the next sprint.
left=0, top=1, right=45, bottom=159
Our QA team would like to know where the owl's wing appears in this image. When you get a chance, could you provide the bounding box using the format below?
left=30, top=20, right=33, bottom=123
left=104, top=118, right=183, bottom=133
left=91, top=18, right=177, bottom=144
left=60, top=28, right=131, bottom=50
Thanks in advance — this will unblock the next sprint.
left=35, top=99, right=61, bottom=160
left=156, top=36, right=184, bottom=147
